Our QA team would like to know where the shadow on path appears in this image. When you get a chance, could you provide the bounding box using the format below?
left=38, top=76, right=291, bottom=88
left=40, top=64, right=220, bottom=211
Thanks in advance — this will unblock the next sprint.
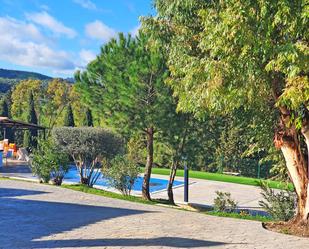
left=0, top=187, right=153, bottom=248
left=29, top=237, right=235, bottom=248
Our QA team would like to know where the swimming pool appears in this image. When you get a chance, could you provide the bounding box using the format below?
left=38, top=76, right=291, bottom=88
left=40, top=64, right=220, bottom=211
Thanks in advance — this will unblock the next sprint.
left=64, top=168, right=184, bottom=193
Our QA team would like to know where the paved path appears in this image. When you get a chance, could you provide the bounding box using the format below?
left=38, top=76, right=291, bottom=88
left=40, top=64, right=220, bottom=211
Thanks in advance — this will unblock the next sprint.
left=0, top=180, right=308, bottom=249
left=151, top=174, right=265, bottom=211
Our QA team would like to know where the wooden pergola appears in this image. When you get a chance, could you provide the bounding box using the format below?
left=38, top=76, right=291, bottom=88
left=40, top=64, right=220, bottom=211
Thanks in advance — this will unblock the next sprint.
left=0, top=116, right=46, bottom=139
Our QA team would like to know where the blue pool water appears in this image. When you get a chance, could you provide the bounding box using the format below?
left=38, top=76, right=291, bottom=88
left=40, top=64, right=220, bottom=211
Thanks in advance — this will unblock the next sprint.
left=64, top=168, right=184, bottom=193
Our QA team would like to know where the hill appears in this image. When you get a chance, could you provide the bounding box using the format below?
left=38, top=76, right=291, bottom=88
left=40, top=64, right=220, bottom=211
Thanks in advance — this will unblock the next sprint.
left=0, top=68, right=52, bottom=80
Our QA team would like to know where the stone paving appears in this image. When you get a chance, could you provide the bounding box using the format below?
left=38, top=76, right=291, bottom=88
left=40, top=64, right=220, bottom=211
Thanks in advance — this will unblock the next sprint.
left=151, top=174, right=264, bottom=210
left=0, top=180, right=308, bottom=249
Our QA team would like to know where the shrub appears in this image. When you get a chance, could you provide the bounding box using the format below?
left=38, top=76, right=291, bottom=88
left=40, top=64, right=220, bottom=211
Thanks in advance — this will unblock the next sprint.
left=101, top=155, right=139, bottom=195
left=29, top=138, right=69, bottom=185
left=258, top=182, right=296, bottom=221
left=213, top=191, right=238, bottom=212
left=52, top=127, right=123, bottom=187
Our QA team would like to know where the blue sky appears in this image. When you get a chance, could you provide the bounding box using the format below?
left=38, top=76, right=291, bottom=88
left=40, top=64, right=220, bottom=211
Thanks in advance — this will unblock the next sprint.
left=0, top=0, right=154, bottom=77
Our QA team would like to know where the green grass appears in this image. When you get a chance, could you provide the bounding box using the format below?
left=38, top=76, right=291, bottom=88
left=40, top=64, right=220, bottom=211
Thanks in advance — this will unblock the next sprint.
left=205, top=210, right=273, bottom=222
left=62, top=184, right=156, bottom=205
left=148, top=167, right=293, bottom=190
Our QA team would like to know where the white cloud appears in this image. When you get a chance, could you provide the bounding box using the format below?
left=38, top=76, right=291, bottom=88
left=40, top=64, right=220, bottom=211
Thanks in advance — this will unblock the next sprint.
left=130, top=24, right=140, bottom=37
left=0, top=16, right=76, bottom=73
left=85, top=20, right=116, bottom=42
left=26, top=11, right=77, bottom=38
left=0, top=17, right=45, bottom=42
left=79, top=49, right=96, bottom=65
left=73, top=0, right=112, bottom=13
left=73, top=0, right=97, bottom=10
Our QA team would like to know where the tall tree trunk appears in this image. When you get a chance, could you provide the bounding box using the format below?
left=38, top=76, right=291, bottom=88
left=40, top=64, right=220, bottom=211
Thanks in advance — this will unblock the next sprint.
left=275, top=122, right=309, bottom=225
left=272, top=75, right=309, bottom=225
left=167, top=160, right=179, bottom=204
left=167, top=122, right=189, bottom=204
left=142, top=127, right=154, bottom=200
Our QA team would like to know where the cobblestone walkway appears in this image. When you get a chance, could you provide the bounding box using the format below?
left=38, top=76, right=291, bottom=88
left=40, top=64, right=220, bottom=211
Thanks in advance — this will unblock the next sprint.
left=0, top=180, right=308, bottom=249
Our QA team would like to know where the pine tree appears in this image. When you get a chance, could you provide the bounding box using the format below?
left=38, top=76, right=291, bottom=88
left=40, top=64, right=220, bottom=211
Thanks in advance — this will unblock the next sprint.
left=23, top=131, right=31, bottom=149
left=1, top=92, right=14, bottom=141
left=0, top=100, right=9, bottom=117
left=64, top=105, right=75, bottom=127
left=28, top=92, right=38, bottom=125
left=85, top=108, right=93, bottom=127
left=24, top=92, right=38, bottom=149
left=75, top=33, right=171, bottom=200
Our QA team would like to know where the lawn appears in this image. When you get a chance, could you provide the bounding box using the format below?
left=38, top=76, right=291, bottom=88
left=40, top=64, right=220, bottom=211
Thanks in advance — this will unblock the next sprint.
left=62, top=184, right=155, bottom=205
left=147, top=167, right=293, bottom=190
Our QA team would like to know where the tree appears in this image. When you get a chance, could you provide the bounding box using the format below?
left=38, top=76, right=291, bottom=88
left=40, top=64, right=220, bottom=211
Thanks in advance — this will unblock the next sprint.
left=102, top=155, right=139, bottom=195
left=145, top=0, right=309, bottom=225
left=0, top=99, right=9, bottom=117
left=29, top=138, right=70, bottom=185
left=43, top=79, right=71, bottom=129
left=52, top=127, right=123, bottom=187
left=24, top=92, right=38, bottom=149
left=85, top=108, right=93, bottom=127
left=11, top=79, right=43, bottom=121
left=0, top=96, right=15, bottom=141
left=63, top=104, right=75, bottom=127
left=75, top=33, right=171, bottom=200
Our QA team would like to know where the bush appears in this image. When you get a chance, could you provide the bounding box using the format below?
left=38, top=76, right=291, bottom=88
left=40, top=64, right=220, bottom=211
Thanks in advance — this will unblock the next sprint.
left=101, top=155, right=139, bottom=195
left=213, top=191, right=238, bottom=212
left=52, top=127, right=123, bottom=187
left=258, top=182, right=296, bottom=221
left=29, top=138, right=69, bottom=185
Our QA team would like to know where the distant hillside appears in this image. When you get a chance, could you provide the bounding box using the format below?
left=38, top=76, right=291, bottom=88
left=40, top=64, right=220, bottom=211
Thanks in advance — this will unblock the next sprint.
left=0, top=68, right=52, bottom=80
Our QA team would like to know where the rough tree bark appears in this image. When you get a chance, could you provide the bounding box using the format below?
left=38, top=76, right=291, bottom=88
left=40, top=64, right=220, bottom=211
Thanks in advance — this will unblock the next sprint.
left=273, top=76, right=309, bottom=225
left=142, top=127, right=154, bottom=200
left=276, top=124, right=309, bottom=224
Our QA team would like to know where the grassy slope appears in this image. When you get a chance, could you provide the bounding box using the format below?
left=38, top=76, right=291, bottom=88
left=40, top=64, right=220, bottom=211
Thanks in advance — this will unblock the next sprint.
left=148, top=167, right=293, bottom=190
left=62, top=184, right=155, bottom=205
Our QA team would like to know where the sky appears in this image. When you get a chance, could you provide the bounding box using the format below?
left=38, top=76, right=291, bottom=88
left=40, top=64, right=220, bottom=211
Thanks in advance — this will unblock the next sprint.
left=0, top=0, right=154, bottom=77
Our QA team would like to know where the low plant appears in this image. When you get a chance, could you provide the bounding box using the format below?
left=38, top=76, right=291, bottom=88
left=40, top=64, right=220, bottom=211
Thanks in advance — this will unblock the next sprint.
left=258, top=182, right=296, bottom=221
left=101, top=155, right=139, bottom=195
left=213, top=191, right=238, bottom=212
left=29, top=138, right=69, bottom=185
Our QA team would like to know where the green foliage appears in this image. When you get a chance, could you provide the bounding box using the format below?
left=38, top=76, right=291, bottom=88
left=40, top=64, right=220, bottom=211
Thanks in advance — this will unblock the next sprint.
left=126, top=134, right=146, bottom=165
left=85, top=108, right=93, bottom=127
left=10, top=79, right=91, bottom=129
left=0, top=99, right=9, bottom=117
left=62, top=184, right=157, bottom=205
left=29, top=138, right=70, bottom=185
left=63, top=104, right=75, bottom=127
left=259, top=182, right=296, bottom=221
left=23, top=131, right=31, bottom=150
left=0, top=78, right=20, bottom=95
left=75, top=33, right=170, bottom=138
left=206, top=210, right=273, bottom=222
left=52, top=127, right=123, bottom=187
left=102, top=155, right=139, bottom=195
left=213, top=191, right=238, bottom=212
left=25, top=92, right=38, bottom=149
